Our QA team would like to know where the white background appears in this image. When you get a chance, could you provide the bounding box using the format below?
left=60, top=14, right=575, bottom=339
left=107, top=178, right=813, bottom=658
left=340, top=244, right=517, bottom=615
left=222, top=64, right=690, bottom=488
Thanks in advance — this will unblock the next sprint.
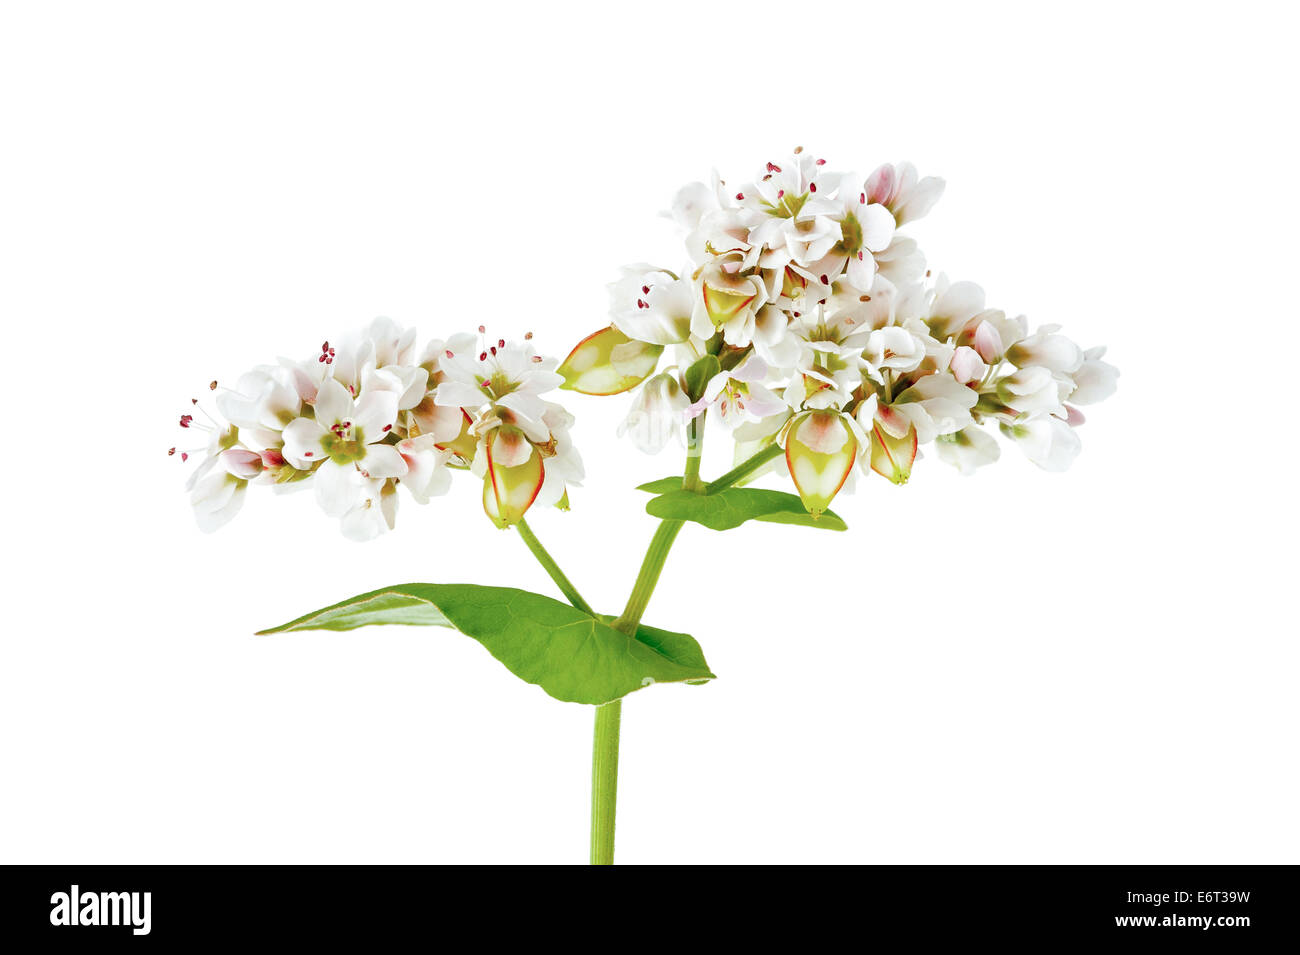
left=2, top=1, right=1296, bottom=864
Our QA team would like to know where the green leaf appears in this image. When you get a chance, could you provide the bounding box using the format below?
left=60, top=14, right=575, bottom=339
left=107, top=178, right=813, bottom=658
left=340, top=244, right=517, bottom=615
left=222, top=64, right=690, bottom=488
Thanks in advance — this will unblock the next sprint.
left=258, top=583, right=715, bottom=705
left=682, top=354, right=721, bottom=402
left=645, top=487, right=847, bottom=532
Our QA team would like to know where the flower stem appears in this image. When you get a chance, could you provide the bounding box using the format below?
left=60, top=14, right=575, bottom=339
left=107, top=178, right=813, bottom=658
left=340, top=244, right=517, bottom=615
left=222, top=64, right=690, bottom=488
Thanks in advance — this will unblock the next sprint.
left=590, top=700, right=621, bottom=865
left=706, top=442, right=782, bottom=493
left=514, top=517, right=593, bottom=615
left=683, top=414, right=705, bottom=492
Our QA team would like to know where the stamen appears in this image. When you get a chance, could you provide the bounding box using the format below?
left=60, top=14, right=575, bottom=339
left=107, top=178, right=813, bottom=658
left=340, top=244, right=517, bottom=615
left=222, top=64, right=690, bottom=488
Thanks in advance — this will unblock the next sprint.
left=860, top=192, right=866, bottom=204
left=820, top=274, right=829, bottom=285
left=179, top=414, right=193, bottom=428
left=524, top=331, right=533, bottom=340
left=816, top=158, right=826, bottom=165
left=793, top=145, right=804, bottom=154
left=531, top=355, right=543, bottom=363
left=445, top=349, right=454, bottom=358
left=735, top=192, right=744, bottom=200
left=767, top=162, right=781, bottom=173
left=809, top=182, right=817, bottom=192
left=209, top=380, right=218, bottom=390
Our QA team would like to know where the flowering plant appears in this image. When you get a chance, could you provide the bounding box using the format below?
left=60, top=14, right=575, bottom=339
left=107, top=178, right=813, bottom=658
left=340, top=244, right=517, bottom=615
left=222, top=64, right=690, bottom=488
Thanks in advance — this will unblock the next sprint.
left=177, top=150, right=1117, bottom=864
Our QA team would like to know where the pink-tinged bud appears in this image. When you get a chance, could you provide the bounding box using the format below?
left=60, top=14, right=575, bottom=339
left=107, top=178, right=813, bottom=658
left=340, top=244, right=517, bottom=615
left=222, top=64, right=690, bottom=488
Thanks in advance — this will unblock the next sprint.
left=483, top=426, right=545, bottom=528
left=784, top=410, right=856, bottom=517
left=557, top=325, right=663, bottom=395
left=869, top=421, right=918, bottom=485
left=949, top=345, right=986, bottom=384
left=972, top=320, right=1005, bottom=363
left=219, top=448, right=264, bottom=480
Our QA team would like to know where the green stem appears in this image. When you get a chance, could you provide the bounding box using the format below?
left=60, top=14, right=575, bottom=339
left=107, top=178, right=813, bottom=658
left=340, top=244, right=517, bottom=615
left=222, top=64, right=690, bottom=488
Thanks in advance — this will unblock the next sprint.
left=590, top=700, right=621, bottom=865
left=683, top=414, right=705, bottom=492
left=591, top=412, right=707, bottom=865
left=706, top=442, right=782, bottom=494
left=514, top=518, right=594, bottom=615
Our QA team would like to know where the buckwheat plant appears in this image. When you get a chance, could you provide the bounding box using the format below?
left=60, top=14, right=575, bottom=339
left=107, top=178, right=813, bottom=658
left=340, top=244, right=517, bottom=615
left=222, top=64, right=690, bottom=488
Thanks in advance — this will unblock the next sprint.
left=178, top=149, right=1117, bottom=864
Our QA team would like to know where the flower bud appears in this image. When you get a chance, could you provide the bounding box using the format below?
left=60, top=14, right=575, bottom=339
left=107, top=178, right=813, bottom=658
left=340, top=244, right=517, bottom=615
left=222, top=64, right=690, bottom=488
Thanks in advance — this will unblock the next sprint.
left=483, top=425, right=545, bottom=527
left=869, top=421, right=918, bottom=485
left=558, top=326, right=663, bottom=395
left=784, top=410, right=857, bottom=517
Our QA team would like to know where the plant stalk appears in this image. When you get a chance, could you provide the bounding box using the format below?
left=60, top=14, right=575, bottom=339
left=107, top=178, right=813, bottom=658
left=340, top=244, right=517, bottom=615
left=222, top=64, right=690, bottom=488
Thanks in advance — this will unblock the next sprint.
left=706, top=442, right=782, bottom=494
left=590, top=412, right=708, bottom=865
left=590, top=700, right=621, bottom=865
left=514, top=518, right=594, bottom=615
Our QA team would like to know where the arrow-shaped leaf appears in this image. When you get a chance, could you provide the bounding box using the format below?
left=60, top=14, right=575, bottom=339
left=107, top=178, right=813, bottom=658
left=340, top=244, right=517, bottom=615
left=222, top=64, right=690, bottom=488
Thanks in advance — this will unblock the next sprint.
left=258, top=583, right=714, bottom=705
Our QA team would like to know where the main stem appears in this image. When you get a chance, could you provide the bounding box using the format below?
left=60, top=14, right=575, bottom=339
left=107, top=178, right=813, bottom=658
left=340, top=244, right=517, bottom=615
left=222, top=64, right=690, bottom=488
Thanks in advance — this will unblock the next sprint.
left=521, top=419, right=784, bottom=864
left=588, top=414, right=706, bottom=865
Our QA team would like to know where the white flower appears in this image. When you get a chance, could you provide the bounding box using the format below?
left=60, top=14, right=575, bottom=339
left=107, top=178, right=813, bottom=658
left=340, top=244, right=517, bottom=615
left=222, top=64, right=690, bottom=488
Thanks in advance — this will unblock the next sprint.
left=619, top=371, right=689, bottom=454
left=394, top=434, right=453, bottom=504
left=690, top=260, right=769, bottom=347
left=920, top=275, right=996, bottom=341
left=886, top=373, right=978, bottom=444
left=668, top=176, right=725, bottom=230
left=1000, top=416, right=1082, bottom=471
left=743, top=153, right=848, bottom=269
left=865, top=325, right=928, bottom=374
left=190, top=466, right=249, bottom=533
left=805, top=188, right=896, bottom=291
left=688, top=352, right=786, bottom=429
left=863, top=162, right=946, bottom=225
left=435, top=339, right=565, bottom=440
left=214, top=365, right=303, bottom=453
left=339, top=478, right=398, bottom=542
left=1006, top=324, right=1084, bottom=374
left=281, top=378, right=407, bottom=517
left=1067, top=346, right=1120, bottom=404
left=934, top=425, right=1001, bottom=474
left=996, top=366, right=1070, bottom=416
left=609, top=265, right=693, bottom=345
left=535, top=401, right=585, bottom=508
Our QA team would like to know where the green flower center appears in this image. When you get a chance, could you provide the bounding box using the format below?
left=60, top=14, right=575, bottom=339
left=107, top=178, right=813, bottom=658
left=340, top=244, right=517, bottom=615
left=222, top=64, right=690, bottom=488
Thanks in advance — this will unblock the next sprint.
left=321, top=425, right=367, bottom=464
left=761, top=191, right=809, bottom=219
left=836, top=210, right=863, bottom=254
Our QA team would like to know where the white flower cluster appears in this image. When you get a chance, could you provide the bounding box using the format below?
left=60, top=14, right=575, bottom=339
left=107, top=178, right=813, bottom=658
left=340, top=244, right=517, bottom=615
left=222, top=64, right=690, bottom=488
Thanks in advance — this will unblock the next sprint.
left=175, top=319, right=583, bottom=539
left=561, top=149, right=1118, bottom=514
